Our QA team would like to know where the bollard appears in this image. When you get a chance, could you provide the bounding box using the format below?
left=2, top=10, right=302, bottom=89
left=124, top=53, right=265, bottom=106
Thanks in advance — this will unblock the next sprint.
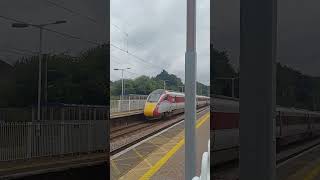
left=192, top=139, right=210, bottom=180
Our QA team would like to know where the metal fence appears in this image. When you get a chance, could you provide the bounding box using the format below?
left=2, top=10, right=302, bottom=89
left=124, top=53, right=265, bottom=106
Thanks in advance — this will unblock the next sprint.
left=0, top=97, right=147, bottom=122
left=110, top=99, right=146, bottom=113
left=37, top=104, right=108, bottom=121
left=0, top=120, right=108, bottom=161
left=0, top=108, right=32, bottom=122
left=111, top=94, right=148, bottom=101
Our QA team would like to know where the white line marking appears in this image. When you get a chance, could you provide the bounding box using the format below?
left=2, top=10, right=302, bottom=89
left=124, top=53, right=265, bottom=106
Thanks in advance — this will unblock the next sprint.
left=111, top=109, right=209, bottom=160
left=111, top=120, right=184, bottom=160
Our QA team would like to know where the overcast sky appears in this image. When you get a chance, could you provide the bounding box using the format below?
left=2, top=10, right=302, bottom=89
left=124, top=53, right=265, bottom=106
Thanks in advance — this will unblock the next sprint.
left=0, top=0, right=106, bottom=64
left=213, top=0, right=320, bottom=77
left=111, top=0, right=210, bottom=85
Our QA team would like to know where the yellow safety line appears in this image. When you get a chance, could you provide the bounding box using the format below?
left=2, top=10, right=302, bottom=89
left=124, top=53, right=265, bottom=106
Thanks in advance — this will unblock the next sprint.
left=304, top=163, right=320, bottom=180
left=133, top=148, right=152, bottom=167
left=139, top=112, right=210, bottom=180
left=111, top=159, right=121, bottom=175
left=196, top=113, right=210, bottom=128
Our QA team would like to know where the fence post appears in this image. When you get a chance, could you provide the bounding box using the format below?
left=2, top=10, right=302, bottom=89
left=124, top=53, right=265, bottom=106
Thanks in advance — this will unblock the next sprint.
left=32, top=106, right=35, bottom=121
left=118, top=100, right=121, bottom=112
left=27, top=122, right=32, bottom=159
left=88, top=120, right=92, bottom=152
left=60, top=108, right=65, bottom=154
left=50, top=107, right=53, bottom=120
left=128, top=96, right=131, bottom=111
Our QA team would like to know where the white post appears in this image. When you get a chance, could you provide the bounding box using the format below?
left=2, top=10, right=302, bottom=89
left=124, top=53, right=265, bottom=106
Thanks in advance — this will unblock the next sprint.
left=27, top=122, right=32, bottom=158
left=185, top=0, right=197, bottom=179
left=118, top=100, right=121, bottom=112
left=128, top=95, right=131, bottom=111
left=121, top=70, right=124, bottom=101
left=60, top=107, right=65, bottom=154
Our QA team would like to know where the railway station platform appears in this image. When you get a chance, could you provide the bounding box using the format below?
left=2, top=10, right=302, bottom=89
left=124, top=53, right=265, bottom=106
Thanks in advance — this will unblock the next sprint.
left=110, top=109, right=210, bottom=180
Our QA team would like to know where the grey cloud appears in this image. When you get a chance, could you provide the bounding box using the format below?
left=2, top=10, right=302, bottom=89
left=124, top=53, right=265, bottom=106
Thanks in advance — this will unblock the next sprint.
left=213, top=0, right=320, bottom=76
left=111, top=0, right=210, bottom=85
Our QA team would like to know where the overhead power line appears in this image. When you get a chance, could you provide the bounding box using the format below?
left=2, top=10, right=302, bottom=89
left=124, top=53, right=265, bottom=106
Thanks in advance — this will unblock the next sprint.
left=0, top=49, right=32, bottom=56
left=110, top=43, right=164, bottom=70
left=43, top=0, right=98, bottom=24
left=0, top=15, right=101, bottom=46
left=42, top=27, right=100, bottom=45
left=111, top=54, right=136, bottom=67
left=111, top=23, right=128, bottom=36
left=4, top=47, right=37, bottom=55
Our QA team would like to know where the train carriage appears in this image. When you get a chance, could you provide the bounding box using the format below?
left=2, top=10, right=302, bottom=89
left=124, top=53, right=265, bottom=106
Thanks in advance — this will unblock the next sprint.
left=143, top=90, right=320, bottom=166
left=143, top=89, right=210, bottom=119
left=211, top=95, right=320, bottom=165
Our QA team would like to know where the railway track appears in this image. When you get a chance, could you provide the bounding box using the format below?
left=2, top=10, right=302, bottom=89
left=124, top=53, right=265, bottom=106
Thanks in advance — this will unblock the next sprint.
left=110, top=122, right=156, bottom=140
left=110, top=106, right=209, bottom=155
left=277, top=136, right=320, bottom=167
left=212, top=136, right=320, bottom=179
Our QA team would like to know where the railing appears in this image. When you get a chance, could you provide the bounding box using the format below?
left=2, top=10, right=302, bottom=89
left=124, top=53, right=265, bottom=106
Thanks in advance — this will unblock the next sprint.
left=110, top=99, right=146, bottom=113
left=110, top=95, right=147, bottom=113
left=111, top=94, right=148, bottom=101
left=0, top=120, right=108, bottom=161
left=0, top=108, right=32, bottom=122
left=192, top=139, right=210, bottom=180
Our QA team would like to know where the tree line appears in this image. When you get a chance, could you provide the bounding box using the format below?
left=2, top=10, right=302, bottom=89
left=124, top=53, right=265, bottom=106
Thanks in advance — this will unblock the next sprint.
left=1, top=45, right=319, bottom=111
left=0, top=44, right=108, bottom=107
left=110, top=70, right=210, bottom=98
left=211, top=48, right=320, bottom=111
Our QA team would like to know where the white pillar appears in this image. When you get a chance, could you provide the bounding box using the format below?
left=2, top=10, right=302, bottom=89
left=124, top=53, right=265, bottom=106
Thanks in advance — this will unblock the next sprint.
left=185, top=0, right=197, bottom=178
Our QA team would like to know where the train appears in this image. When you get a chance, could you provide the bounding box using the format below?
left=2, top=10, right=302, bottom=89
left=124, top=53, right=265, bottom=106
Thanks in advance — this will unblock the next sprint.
left=143, top=89, right=210, bottom=119
left=143, top=90, right=320, bottom=165
left=211, top=95, right=320, bottom=165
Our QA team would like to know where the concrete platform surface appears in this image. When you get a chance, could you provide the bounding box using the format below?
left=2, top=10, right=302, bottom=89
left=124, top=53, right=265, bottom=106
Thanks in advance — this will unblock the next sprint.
left=110, top=109, right=210, bottom=180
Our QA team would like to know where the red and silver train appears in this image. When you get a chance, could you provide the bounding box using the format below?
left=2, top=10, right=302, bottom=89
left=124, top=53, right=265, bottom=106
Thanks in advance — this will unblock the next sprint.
left=143, top=89, right=210, bottom=119
left=212, top=95, right=320, bottom=165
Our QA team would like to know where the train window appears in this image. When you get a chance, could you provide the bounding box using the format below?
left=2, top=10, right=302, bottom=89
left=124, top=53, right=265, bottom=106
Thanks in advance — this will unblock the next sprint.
left=163, top=95, right=168, bottom=101
left=147, top=93, right=161, bottom=102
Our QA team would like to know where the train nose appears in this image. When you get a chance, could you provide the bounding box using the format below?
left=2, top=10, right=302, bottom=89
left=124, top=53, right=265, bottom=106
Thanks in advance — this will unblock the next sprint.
left=144, top=103, right=157, bottom=117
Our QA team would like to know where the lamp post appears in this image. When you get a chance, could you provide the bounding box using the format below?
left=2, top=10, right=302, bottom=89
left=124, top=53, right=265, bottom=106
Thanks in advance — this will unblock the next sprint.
left=114, top=67, right=130, bottom=100
left=185, top=0, right=197, bottom=178
left=12, top=20, right=67, bottom=121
